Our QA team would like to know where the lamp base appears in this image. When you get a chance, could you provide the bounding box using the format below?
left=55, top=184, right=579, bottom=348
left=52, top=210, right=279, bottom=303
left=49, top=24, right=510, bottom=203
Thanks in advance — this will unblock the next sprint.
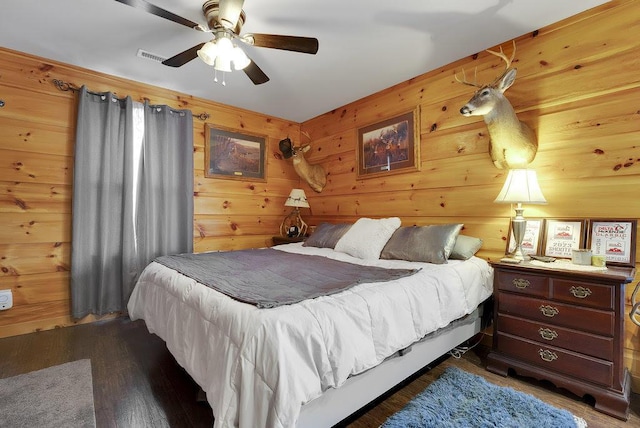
left=280, top=208, right=308, bottom=238
left=510, top=211, right=528, bottom=261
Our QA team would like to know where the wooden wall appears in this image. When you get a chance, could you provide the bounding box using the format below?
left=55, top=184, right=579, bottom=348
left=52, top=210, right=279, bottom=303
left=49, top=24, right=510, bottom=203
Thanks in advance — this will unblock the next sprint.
left=300, top=0, right=640, bottom=390
left=1, top=0, right=639, bottom=393
left=0, top=47, right=301, bottom=338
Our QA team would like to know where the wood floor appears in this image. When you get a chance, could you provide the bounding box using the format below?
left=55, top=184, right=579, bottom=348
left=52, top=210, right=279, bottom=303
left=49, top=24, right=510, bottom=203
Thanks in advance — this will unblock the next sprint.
left=0, top=317, right=638, bottom=427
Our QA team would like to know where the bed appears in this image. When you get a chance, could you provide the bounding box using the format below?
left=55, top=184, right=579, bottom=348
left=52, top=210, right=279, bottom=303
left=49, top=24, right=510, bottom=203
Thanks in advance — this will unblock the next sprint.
left=127, top=219, right=494, bottom=427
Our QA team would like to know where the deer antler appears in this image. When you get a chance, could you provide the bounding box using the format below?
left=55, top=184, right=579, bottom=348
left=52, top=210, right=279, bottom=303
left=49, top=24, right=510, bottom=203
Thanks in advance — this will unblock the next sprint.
left=455, top=41, right=517, bottom=89
left=454, top=67, right=482, bottom=88
left=486, top=40, right=516, bottom=85
left=486, top=40, right=516, bottom=69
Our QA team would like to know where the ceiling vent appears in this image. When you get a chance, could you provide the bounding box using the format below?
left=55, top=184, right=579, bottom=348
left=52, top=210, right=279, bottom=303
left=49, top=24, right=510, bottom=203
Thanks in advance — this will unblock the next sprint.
left=136, top=49, right=167, bottom=63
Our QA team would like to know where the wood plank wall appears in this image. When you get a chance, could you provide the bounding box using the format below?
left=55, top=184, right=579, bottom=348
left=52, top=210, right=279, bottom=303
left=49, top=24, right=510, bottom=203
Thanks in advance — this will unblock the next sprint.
left=1, top=0, right=639, bottom=393
left=0, top=48, right=301, bottom=337
left=299, top=0, right=640, bottom=390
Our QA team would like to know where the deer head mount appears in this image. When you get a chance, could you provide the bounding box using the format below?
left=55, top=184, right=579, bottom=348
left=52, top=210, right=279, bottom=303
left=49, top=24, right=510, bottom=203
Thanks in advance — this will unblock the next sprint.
left=279, top=133, right=327, bottom=193
left=457, top=41, right=538, bottom=170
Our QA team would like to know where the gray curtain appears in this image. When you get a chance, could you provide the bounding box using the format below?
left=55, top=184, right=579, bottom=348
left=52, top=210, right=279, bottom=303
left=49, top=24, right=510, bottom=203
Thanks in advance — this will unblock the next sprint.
left=71, top=87, right=193, bottom=319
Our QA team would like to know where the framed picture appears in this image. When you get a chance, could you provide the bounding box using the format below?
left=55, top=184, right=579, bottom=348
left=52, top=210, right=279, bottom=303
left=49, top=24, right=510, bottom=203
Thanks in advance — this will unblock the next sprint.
left=205, top=124, right=267, bottom=181
left=356, top=108, right=420, bottom=179
left=506, top=218, right=544, bottom=256
left=587, top=219, right=637, bottom=267
left=541, top=219, right=587, bottom=259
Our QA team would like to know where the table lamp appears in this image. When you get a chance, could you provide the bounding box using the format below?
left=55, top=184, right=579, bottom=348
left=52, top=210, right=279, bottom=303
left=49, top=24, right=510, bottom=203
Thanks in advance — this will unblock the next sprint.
left=280, top=189, right=309, bottom=238
left=495, top=169, right=547, bottom=260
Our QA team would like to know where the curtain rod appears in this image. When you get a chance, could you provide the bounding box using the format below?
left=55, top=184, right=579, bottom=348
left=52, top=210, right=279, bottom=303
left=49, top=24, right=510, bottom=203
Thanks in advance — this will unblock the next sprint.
left=52, top=79, right=210, bottom=121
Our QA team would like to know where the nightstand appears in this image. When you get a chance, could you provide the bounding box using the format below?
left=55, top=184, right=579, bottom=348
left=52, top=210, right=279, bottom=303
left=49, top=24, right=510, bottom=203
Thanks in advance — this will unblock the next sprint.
left=487, top=260, right=635, bottom=420
left=272, top=236, right=305, bottom=246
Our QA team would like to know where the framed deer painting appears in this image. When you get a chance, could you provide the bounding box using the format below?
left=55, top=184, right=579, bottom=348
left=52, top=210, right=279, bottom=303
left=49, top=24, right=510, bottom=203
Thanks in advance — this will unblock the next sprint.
left=205, top=124, right=267, bottom=181
left=356, top=108, right=420, bottom=179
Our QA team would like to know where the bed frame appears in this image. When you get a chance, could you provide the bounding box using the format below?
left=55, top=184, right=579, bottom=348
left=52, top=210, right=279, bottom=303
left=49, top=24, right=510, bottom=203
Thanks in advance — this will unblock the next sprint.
left=296, top=306, right=486, bottom=427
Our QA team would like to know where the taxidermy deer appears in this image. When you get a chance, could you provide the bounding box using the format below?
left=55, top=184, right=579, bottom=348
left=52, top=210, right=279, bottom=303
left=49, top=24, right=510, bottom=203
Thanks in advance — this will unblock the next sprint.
left=279, top=132, right=327, bottom=193
left=457, top=42, right=538, bottom=169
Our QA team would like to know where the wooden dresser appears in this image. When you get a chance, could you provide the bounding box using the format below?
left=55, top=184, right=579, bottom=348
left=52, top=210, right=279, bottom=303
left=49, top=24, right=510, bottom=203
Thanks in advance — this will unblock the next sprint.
left=487, top=260, right=635, bottom=420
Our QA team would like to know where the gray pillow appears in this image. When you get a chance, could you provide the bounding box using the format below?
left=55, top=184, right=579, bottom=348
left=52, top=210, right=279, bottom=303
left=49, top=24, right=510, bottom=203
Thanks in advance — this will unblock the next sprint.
left=449, top=235, right=483, bottom=260
left=380, top=224, right=463, bottom=264
left=303, top=222, right=352, bottom=249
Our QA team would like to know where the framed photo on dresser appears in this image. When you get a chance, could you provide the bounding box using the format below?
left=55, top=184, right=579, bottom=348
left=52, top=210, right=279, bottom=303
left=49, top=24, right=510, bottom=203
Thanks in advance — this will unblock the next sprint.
left=587, top=219, right=637, bottom=267
left=541, top=219, right=587, bottom=259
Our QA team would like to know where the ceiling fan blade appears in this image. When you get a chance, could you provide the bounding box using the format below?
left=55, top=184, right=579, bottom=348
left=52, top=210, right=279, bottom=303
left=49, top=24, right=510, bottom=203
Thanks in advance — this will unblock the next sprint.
left=243, top=59, right=270, bottom=85
left=162, top=43, right=205, bottom=67
left=218, top=0, right=245, bottom=30
left=114, top=0, right=204, bottom=31
left=247, top=34, right=319, bottom=54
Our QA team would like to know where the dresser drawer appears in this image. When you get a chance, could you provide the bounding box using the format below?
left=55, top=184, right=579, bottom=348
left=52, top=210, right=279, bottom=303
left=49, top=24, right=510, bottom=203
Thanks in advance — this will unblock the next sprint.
left=496, top=271, right=548, bottom=298
left=551, top=279, right=614, bottom=310
left=496, top=333, right=613, bottom=387
left=498, top=293, right=614, bottom=336
left=497, top=314, right=614, bottom=361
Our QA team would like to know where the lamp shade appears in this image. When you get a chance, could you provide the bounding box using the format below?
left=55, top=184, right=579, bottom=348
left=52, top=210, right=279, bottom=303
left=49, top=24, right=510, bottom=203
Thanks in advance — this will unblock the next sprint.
left=197, top=41, right=218, bottom=66
left=494, top=169, right=547, bottom=204
left=285, top=189, right=310, bottom=208
left=232, top=46, right=251, bottom=70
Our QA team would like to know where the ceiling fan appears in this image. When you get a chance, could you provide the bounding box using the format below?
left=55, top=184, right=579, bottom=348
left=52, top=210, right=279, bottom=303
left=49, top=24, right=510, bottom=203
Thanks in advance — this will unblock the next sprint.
left=115, top=0, right=319, bottom=85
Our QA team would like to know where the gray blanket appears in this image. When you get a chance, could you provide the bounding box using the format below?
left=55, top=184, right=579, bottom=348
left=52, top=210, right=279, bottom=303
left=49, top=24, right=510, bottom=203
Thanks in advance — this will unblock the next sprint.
left=154, top=248, right=419, bottom=308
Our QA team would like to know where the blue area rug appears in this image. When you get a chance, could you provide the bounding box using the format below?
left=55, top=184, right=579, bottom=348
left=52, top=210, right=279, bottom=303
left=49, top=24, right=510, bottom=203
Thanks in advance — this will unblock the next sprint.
left=383, top=367, right=587, bottom=428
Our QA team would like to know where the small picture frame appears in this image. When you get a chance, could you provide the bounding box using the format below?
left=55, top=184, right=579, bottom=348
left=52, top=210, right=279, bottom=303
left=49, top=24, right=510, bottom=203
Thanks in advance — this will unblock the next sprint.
left=205, top=124, right=267, bottom=181
left=541, top=219, right=587, bottom=259
left=587, top=219, right=637, bottom=267
left=356, top=108, right=420, bottom=179
left=506, top=218, right=544, bottom=257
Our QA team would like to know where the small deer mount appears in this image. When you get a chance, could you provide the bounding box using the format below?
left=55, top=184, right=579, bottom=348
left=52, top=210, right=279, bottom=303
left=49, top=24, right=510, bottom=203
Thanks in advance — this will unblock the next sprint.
left=457, top=41, right=538, bottom=170
left=279, top=133, right=327, bottom=193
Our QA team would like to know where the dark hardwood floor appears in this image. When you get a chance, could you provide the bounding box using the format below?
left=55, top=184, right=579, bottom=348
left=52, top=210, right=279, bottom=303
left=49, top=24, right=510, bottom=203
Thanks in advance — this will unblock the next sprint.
left=0, top=317, right=213, bottom=428
left=0, top=317, right=638, bottom=427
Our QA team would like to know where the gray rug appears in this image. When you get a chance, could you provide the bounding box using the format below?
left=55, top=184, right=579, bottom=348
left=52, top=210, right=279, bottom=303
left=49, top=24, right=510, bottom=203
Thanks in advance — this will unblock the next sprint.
left=0, top=359, right=96, bottom=428
left=383, top=367, right=587, bottom=428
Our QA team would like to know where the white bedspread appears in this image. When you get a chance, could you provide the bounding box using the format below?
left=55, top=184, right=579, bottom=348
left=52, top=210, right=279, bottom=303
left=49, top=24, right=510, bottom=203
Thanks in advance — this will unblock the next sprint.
left=127, top=243, right=493, bottom=428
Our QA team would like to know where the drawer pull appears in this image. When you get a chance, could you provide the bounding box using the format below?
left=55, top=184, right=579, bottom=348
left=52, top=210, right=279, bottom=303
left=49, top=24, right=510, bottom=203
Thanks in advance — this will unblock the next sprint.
left=512, top=278, right=530, bottom=289
left=539, top=305, right=559, bottom=317
left=539, top=349, right=558, bottom=362
left=569, top=286, right=592, bottom=299
left=538, top=327, right=558, bottom=341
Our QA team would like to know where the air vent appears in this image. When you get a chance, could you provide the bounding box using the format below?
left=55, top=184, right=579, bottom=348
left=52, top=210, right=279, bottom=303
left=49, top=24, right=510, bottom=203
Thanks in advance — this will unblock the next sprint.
left=136, top=49, right=167, bottom=63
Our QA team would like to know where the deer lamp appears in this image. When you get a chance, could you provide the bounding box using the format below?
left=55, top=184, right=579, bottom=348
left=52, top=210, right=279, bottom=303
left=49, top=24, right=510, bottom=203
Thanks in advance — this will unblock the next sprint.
left=280, top=188, right=309, bottom=238
left=457, top=42, right=538, bottom=170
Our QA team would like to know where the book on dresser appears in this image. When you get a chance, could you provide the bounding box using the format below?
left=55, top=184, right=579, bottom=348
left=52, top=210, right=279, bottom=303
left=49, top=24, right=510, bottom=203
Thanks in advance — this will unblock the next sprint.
left=487, top=260, right=635, bottom=421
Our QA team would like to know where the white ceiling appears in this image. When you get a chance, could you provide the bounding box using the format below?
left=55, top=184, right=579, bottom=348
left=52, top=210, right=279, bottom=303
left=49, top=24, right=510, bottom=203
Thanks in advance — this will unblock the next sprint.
left=1, top=0, right=609, bottom=122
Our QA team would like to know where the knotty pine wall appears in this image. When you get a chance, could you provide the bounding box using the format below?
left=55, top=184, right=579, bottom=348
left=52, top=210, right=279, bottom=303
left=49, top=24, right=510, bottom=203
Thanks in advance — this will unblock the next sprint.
left=1, top=0, right=639, bottom=392
left=299, top=0, right=640, bottom=390
left=0, top=47, right=301, bottom=338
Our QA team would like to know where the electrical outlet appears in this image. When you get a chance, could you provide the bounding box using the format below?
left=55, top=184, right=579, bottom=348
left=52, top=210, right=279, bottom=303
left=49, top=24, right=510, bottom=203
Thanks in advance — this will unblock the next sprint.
left=0, top=289, right=13, bottom=310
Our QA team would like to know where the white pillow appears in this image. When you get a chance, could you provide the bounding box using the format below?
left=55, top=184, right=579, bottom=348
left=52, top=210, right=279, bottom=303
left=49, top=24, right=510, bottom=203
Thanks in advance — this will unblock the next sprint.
left=334, top=217, right=401, bottom=260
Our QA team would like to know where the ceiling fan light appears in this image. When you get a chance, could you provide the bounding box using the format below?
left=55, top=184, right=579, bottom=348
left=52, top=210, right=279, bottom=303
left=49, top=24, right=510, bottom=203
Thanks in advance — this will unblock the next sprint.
left=197, top=41, right=218, bottom=66
left=232, top=47, right=251, bottom=70
left=214, top=56, right=232, bottom=73
left=216, top=36, right=233, bottom=56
